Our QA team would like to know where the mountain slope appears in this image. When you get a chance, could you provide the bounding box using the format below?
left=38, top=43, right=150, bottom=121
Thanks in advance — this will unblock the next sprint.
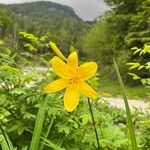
left=0, top=1, right=90, bottom=51
left=5, top=1, right=81, bottom=21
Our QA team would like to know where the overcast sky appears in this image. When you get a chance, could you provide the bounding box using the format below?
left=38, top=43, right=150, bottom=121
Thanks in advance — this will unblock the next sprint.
left=0, top=0, right=108, bottom=21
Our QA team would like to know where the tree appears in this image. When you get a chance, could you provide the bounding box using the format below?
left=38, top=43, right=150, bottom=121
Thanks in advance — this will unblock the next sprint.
left=83, top=0, right=150, bottom=81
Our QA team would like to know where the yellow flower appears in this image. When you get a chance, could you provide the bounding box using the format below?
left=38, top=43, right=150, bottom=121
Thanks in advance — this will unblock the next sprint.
left=45, top=52, right=98, bottom=112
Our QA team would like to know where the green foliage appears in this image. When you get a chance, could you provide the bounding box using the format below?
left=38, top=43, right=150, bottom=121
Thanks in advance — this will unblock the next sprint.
left=83, top=0, right=150, bottom=83
left=3, top=1, right=89, bottom=53
left=0, top=42, right=132, bottom=149
left=0, top=0, right=150, bottom=148
left=138, top=118, right=150, bottom=150
left=125, top=0, right=150, bottom=47
left=127, top=44, right=150, bottom=86
left=0, top=6, right=14, bottom=36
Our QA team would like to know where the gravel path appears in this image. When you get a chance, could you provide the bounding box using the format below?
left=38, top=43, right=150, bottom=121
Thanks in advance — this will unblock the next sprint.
left=103, top=97, right=149, bottom=112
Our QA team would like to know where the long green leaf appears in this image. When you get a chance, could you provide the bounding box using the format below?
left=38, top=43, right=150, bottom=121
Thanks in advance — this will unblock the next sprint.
left=39, top=117, right=54, bottom=150
left=0, top=135, right=10, bottom=150
left=40, top=136, right=65, bottom=150
left=29, top=94, right=49, bottom=150
left=3, top=131, right=15, bottom=150
left=113, top=58, right=137, bottom=150
left=26, top=128, right=64, bottom=150
left=0, top=127, right=15, bottom=150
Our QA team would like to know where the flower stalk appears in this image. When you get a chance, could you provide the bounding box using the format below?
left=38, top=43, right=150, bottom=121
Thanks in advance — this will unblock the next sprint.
left=87, top=97, right=100, bottom=150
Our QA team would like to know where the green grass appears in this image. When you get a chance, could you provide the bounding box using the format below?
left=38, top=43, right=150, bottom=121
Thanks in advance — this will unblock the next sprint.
left=100, top=78, right=150, bottom=100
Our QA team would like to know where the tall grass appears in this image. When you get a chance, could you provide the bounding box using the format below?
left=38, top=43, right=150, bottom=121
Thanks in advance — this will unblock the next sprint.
left=113, top=58, right=138, bottom=150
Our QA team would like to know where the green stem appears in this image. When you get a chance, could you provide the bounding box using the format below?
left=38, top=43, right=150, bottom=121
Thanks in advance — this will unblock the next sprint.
left=87, top=97, right=100, bottom=150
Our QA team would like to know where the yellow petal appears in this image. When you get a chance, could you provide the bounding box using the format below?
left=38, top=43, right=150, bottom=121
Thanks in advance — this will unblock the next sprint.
left=49, top=41, right=67, bottom=61
left=67, top=51, right=78, bottom=72
left=79, top=82, right=97, bottom=99
left=77, top=62, right=97, bottom=80
left=64, top=85, right=80, bottom=112
left=51, top=56, right=71, bottom=78
left=45, top=79, right=69, bottom=93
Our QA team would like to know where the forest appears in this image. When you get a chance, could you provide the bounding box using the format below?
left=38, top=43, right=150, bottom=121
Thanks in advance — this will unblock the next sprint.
left=0, top=0, right=150, bottom=149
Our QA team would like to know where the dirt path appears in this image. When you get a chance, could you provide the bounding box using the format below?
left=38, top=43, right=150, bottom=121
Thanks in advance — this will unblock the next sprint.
left=102, top=97, right=149, bottom=112
left=23, top=67, right=150, bottom=112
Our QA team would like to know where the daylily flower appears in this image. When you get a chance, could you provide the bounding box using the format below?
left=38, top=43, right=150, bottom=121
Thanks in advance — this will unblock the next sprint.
left=49, top=41, right=67, bottom=61
left=45, top=51, right=97, bottom=112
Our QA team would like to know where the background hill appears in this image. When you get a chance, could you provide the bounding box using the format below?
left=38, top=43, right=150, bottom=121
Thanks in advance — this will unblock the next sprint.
left=0, top=1, right=90, bottom=52
left=6, top=1, right=80, bottom=20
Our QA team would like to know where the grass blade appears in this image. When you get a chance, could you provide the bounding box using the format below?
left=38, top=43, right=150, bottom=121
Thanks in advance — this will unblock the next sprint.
left=39, top=117, right=54, bottom=150
left=0, top=134, right=10, bottom=150
left=0, top=127, right=15, bottom=150
left=29, top=94, right=49, bottom=150
left=3, top=131, right=15, bottom=150
left=40, top=136, right=65, bottom=150
left=113, top=58, right=137, bottom=150
left=26, top=128, right=64, bottom=150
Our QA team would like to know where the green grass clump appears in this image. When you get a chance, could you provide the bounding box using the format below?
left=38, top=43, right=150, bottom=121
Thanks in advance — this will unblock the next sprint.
left=100, top=78, right=150, bottom=100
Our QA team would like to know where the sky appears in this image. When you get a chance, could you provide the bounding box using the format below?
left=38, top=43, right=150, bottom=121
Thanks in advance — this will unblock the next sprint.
left=0, top=0, right=109, bottom=21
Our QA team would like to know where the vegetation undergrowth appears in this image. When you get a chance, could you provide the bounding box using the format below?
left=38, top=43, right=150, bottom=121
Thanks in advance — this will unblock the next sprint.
left=0, top=0, right=150, bottom=149
left=0, top=37, right=149, bottom=149
left=100, top=78, right=150, bottom=100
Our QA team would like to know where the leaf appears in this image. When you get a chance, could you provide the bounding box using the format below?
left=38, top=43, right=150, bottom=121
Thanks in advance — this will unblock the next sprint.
left=0, top=65, right=19, bottom=75
left=69, top=45, right=76, bottom=53
left=0, top=135, right=10, bottom=150
left=140, top=44, right=150, bottom=55
left=21, top=146, right=28, bottom=150
left=29, top=95, right=49, bottom=150
left=39, top=118, right=54, bottom=150
left=26, top=128, right=64, bottom=150
left=145, top=62, right=150, bottom=69
left=141, top=79, right=147, bottom=85
left=130, top=47, right=138, bottom=51
left=18, top=126, right=25, bottom=136
left=130, top=47, right=141, bottom=55
left=19, top=31, right=28, bottom=37
left=3, top=131, right=15, bottom=150
left=68, top=119, right=78, bottom=128
left=58, top=124, right=70, bottom=135
left=127, top=73, right=141, bottom=80
left=10, top=88, right=26, bottom=95
left=20, top=52, right=33, bottom=58
left=5, top=48, right=11, bottom=55
left=0, top=40, right=4, bottom=45
left=41, top=138, right=65, bottom=150
left=39, top=36, right=47, bottom=42
left=141, top=78, right=150, bottom=85
left=12, top=53, right=17, bottom=59
left=138, top=65, right=144, bottom=70
left=113, top=58, right=138, bottom=150
left=80, top=114, right=90, bottom=125
left=23, top=112, right=36, bottom=120
left=39, top=57, right=49, bottom=65
left=24, top=43, right=37, bottom=51
left=100, top=139, right=111, bottom=148
left=133, top=49, right=141, bottom=55
left=0, top=129, right=15, bottom=150
left=126, top=62, right=140, bottom=70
